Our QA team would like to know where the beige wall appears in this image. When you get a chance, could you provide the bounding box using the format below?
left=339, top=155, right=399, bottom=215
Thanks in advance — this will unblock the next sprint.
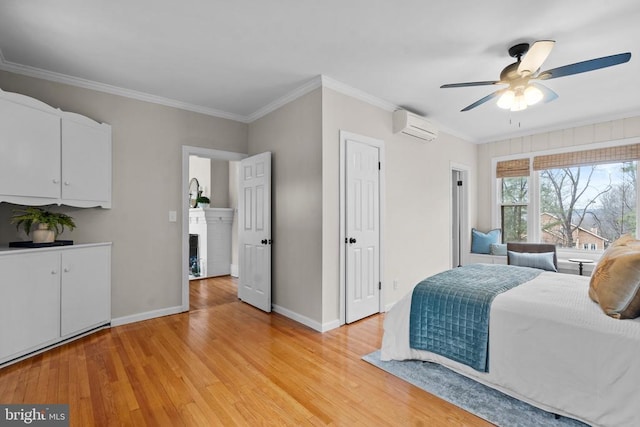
left=476, top=116, right=640, bottom=231
left=210, top=159, right=230, bottom=208
left=321, top=88, right=478, bottom=324
left=0, top=70, right=248, bottom=319
left=247, top=89, right=323, bottom=323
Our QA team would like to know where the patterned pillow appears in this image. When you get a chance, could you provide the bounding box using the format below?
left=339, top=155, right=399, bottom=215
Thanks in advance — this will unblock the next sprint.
left=589, top=235, right=640, bottom=319
left=490, top=243, right=508, bottom=256
left=507, top=251, right=557, bottom=272
left=471, top=228, right=501, bottom=254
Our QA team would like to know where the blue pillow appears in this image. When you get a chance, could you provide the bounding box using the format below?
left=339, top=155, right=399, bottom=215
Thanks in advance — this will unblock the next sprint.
left=471, top=228, right=501, bottom=254
left=508, top=251, right=557, bottom=272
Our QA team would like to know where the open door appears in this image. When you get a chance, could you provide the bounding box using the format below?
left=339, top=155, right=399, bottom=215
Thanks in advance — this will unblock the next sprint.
left=238, top=152, right=272, bottom=312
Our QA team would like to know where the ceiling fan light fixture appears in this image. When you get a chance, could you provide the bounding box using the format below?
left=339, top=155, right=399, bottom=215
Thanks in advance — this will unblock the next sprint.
left=497, top=90, right=515, bottom=109
left=510, top=93, right=527, bottom=112
left=524, top=85, right=544, bottom=105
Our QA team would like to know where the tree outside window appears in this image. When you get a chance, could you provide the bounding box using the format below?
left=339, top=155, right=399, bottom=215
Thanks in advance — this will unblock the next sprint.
left=539, top=161, right=636, bottom=249
left=501, top=176, right=528, bottom=243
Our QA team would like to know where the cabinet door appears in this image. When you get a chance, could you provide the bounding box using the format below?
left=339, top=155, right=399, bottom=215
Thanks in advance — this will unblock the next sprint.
left=61, top=118, right=111, bottom=205
left=0, top=252, right=60, bottom=363
left=60, top=246, right=111, bottom=337
left=0, top=98, right=61, bottom=199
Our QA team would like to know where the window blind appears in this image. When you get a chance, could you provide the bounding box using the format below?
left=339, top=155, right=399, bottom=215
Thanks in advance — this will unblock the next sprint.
left=533, top=144, right=640, bottom=170
left=496, top=158, right=530, bottom=178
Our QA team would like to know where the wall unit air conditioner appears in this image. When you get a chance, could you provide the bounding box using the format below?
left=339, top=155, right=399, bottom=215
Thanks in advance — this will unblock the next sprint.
left=392, top=110, right=438, bottom=142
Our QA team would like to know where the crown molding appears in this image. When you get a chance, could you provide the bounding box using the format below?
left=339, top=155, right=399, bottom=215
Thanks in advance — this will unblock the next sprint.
left=0, top=49, right=248, bottom=123
left=0, top=50, right=454, bottom=138
left=245, top=75, right=323, bottom=122
left=320, top=75, right=398, bottom=112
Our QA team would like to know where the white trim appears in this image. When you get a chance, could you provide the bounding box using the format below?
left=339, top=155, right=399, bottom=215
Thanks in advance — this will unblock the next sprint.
left=0, top=50, right=451, bottom=136
left=272, top=304, right=339, bottom=332
left=181, top=146, right=247, bottom=311
left=0, top=50, right=246, bottom=123
left=322, top=76, right=397, bottom=112
left=230, top=264, right=239, bottom=277
left=246, top=76, right=323, bottom=122
left=111, top=305, right=184, bottom=327
left=450, top=162, right=470, bottom=267
left=339, top=130, right=386, bottom=326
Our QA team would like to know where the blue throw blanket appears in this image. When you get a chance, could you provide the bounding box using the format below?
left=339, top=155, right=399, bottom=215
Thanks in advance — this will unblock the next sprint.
left=409, top=264, right=542, bottom=372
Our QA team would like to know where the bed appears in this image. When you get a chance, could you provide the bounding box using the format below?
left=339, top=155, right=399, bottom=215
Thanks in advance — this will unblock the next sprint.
left=381, top=247, right=640, bottom=427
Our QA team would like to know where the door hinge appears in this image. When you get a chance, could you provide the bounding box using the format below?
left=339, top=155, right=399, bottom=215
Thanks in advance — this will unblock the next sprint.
left=379, top=281, right=382, bottom=290
left=457, top=180, right=463, bottom=186
left=378, top=161, right=381, bottom=170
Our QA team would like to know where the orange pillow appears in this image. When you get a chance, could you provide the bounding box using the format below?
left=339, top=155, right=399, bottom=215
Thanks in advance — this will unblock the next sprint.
left=589, top=235, right=640, bottom=319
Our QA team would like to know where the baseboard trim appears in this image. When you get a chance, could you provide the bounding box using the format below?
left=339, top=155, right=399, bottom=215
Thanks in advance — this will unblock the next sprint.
left=272, top=305, right=340, bottom=333
left=111, top=305, right=185, bottom=327
left=230, top=264, right=239, bottom=277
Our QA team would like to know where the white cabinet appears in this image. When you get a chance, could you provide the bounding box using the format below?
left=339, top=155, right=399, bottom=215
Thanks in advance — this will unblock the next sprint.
left=0, top=96, right=60, bottom=199
left=0, top=252, right=61, bottom=362
left=60, top=245, right=111, bottom=337
left=0, top=244, right=111, bottom=366
left=0, top=89, right=111, bottom=208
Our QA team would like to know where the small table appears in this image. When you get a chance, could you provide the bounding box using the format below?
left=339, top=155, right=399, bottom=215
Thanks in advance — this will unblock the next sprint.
left=568, top=258, right=594, bottom=276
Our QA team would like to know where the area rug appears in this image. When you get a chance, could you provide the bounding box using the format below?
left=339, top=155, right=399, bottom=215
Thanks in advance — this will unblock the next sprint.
left=362, top=350, right=587, bottom=427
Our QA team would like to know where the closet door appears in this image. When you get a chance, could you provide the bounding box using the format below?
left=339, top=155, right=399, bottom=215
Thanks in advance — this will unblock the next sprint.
left=0, top=98, right=60, bottom=199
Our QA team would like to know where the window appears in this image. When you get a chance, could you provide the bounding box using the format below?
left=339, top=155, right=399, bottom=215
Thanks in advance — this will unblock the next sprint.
left=539, top=161, right=636, bottom=250
left=500, top=176, right=528, bottom=243
left=495, top=145, right=639, bottom=253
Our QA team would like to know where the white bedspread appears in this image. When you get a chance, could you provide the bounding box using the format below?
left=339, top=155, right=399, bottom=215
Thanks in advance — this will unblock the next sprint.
left=381, top=271, right=640, bottom=427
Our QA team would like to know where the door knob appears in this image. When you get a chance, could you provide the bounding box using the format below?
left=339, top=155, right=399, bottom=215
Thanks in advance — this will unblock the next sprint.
left=261, top=239, right=267, bottom=245
left=349, top=237, right=357, bottom=244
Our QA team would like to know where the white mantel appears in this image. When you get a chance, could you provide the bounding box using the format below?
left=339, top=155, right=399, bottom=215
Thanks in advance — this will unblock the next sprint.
left=189, top=207, right=233, bottom=278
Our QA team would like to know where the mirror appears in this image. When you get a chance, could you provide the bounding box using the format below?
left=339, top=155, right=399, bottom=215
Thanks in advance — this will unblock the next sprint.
left=188, top=177, right=200, bottom=208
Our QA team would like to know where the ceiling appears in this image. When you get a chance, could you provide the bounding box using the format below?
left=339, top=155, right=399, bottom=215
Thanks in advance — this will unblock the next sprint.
left=1, top=0, right=639, bottom=143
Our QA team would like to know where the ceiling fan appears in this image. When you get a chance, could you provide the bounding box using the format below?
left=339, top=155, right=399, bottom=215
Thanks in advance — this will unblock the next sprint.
left=441, top=40, right=631, bottom=112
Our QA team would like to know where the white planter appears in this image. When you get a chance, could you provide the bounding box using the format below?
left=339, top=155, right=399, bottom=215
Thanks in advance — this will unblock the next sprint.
left=32, top=224, right=55, bottom=243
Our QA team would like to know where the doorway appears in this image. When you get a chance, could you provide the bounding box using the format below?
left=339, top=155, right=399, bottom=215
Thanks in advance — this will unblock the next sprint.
left=450, top=164, right=469, bottom=268
left=339, top=131, right=385, bottom=325
left=181, top=146, right=247, bottom=311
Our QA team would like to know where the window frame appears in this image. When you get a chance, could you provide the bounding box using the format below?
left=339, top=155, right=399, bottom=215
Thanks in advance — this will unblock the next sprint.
left=491, top=138, right=640, bottom=259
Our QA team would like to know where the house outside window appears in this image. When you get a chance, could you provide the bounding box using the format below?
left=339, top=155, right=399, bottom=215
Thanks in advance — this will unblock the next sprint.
left=538, top=162, right=636, bottom=250
left=494, top=143, right=639, bottom=254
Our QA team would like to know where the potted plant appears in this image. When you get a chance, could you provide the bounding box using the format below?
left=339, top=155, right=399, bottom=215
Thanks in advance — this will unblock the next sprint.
left=11, top=207, right=76, bottom=243
left=196, top=196, right=210, bottom=208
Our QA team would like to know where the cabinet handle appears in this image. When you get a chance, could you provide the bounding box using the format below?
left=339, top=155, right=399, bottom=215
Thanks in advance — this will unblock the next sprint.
left=52, top=179, right=60, bottom=184
left=63, top=267, right=70, bottom=273
left=64, top=181, right=70, bottom=186
left=51, top=270, right=58, bottom=275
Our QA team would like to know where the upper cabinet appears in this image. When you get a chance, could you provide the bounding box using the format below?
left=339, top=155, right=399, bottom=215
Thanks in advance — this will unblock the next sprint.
left=0, top=89, right=112, bottom=208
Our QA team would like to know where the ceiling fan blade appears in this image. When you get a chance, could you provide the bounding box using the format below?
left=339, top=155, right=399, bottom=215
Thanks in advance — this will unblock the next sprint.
left=518, top=40, right=555, bottom=76
left=529, top=82, right=558, bottom=104
left=440, top=81, right=500, bottom=88
left=538, top=52, right=631, bottom=80
left=460, top=89, right=504, bottom=112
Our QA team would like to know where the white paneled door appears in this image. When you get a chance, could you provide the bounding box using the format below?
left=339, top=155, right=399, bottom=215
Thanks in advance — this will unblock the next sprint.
left=345, top=139, right=380, bottom=323
left=238, top=152, right=272, bottom=312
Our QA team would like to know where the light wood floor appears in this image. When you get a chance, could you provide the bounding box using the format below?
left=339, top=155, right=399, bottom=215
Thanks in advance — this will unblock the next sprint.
left=0, top=276, right=491, bottom=426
